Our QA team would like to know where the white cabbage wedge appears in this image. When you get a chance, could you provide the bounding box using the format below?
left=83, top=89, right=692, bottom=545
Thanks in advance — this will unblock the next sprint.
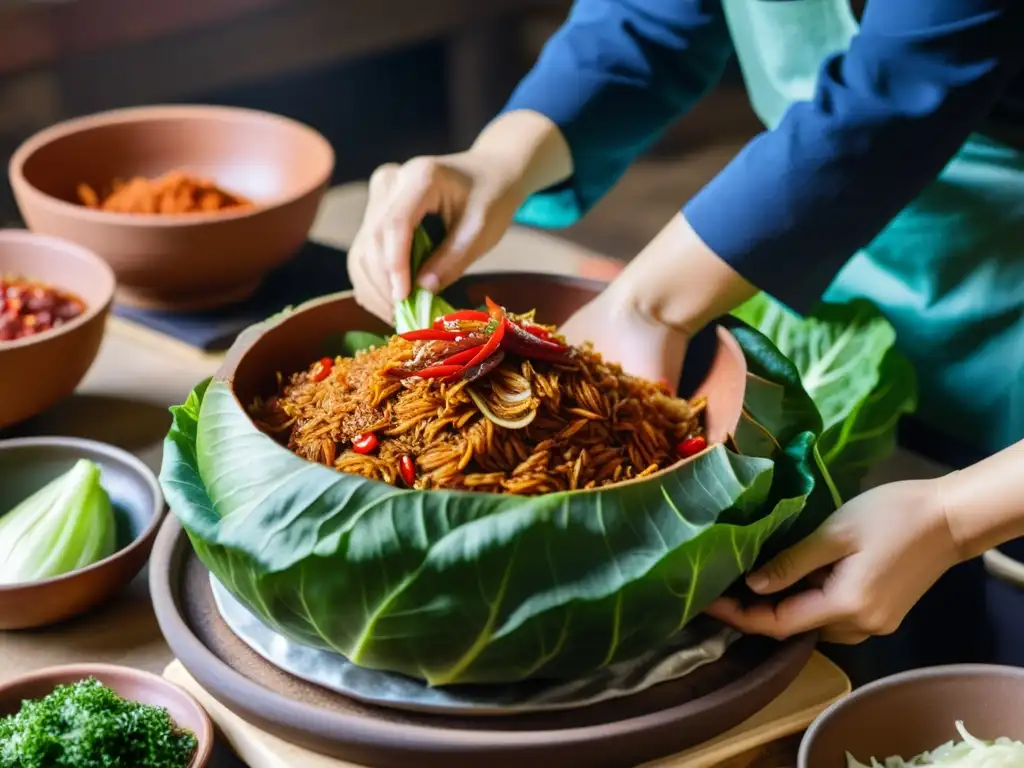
left=0, top=459, right=116, bottom=584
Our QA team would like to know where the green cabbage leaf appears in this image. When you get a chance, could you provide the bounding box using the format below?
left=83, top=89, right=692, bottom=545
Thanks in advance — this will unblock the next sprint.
left=160, top=285, right=915, bottom=686
left=160, top=327, right=829, bottom=685
left=732, top=294, right=917, bottom=500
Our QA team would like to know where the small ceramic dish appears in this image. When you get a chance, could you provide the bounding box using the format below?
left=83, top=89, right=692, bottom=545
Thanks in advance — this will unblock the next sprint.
left=0, top=436, right=164, bottom=629
left=0, top=230, right=115, bottom=429
left=799, top=664, right=1024, bottom=766
left=0, top=663, right=213, bottom=767
left=10, top=104, right=334, bottom=310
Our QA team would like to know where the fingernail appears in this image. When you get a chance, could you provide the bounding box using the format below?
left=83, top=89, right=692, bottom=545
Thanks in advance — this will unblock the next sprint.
left=418, top=273, right=440, bottom=293
left=747, top=573, right=769, bottom=592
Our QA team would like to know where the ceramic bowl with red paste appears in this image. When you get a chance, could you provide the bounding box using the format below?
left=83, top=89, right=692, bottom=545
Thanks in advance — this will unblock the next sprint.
left=1, top=274, right=86, bottom=343
left=0, top=230, right=114, bottom=428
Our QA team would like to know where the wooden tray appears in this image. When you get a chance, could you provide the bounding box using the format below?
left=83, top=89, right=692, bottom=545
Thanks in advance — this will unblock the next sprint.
left=151, top=517, right=818, bottom=767
left=164, top=652, right=849, bottom=768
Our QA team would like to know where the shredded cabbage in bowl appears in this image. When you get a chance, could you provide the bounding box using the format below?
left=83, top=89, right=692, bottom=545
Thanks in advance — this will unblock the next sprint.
left=847, top=722, right=1024, bottom=767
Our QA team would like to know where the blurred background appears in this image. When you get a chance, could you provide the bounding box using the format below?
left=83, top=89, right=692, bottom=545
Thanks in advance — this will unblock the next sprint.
left=0, top=0, right=764, bottom=260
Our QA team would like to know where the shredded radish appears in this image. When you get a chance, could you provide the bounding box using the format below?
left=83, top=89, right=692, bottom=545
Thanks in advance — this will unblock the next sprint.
left=847, top=722, right=1024, bottom=767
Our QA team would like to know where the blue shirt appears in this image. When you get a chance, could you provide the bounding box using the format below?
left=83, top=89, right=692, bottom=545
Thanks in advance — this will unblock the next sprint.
left=502, top=0, right=1024, bottom=312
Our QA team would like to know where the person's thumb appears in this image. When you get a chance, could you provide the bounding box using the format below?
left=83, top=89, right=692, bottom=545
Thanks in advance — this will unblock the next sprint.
left=746, top=528, right=851, bottom=595
left=416, top=194, right=497, bottom=293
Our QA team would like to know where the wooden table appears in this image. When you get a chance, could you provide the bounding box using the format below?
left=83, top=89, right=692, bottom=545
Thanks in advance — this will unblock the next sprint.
left=4, top=183, right=937, bottom=766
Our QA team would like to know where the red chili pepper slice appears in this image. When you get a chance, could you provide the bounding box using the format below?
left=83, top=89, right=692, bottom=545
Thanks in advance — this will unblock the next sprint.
left=500, top=321, right=573, bottom=362
left=484, top=296, right=505, bottom=321
left=452, top=349, right=506, bottom=384
left=677, top=436, right=708, bottom=458
left=352, top=432, right=379, bottom=454
left=400, top=328, right=463, bottom=342
left=522, top=323, right=554, bottom=341
left=399, top=454, right=416, bottom=486
left=433, top=309, right=490, bottom=328
left=310, top=357, right=334, bottom=382
left=441, top=346, right=484, bottom=366
left=463, top=317, right=507, bottom=369
left=414, top=363, right=467, bottom=379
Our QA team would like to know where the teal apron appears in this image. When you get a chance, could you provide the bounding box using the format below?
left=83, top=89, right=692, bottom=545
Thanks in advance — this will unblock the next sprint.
left=724, top=0, right=1024, bottom=678
left=724, top=0, right=1024, bottom=457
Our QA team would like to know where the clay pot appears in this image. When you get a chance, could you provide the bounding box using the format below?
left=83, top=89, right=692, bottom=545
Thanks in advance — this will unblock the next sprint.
left=0, top=437, right=164, bottom=629
left=0, top=230, right=114, bottom=428
left=800, top=664, right=1024, bottom=767
left=10, top=105, right=334, bottom=310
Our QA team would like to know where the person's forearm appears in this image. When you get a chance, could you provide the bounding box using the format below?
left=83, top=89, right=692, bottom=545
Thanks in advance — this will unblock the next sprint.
left=613, top=213, right=759, bottom=335
left=939, top=440, right=1024, bottom=561
left=682, top=0, right=1023, bottom=313
left=469, top=110, right=573, bottom=201
left=495, top=0, right=733, bottom=227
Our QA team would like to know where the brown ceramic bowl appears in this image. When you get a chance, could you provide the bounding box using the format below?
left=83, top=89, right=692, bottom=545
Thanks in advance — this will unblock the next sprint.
left=0, top=230, right=115, bottom=428
left=799, top=664, right=1024, bottom=766
left=0, top=437, right=165, bottom=629
left=9, top=104, right=334, bottom=310
left=0, top=663, right=213, bottom=767
left=224, top=273, right=746, bottom=447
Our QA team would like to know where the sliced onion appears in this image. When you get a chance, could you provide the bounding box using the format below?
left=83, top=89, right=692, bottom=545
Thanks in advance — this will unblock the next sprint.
left=468, top=388, right=537, bottom=430
left=491, top=380, right=532, bottom=403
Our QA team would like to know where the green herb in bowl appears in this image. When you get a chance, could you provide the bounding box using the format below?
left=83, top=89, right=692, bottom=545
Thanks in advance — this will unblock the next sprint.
left=0, top=677, right=197, bottom=768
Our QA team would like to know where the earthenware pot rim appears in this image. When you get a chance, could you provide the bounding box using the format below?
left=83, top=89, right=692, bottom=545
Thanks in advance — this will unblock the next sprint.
left=213, top=277, right=747, bottom=497
left=9, top=104, right=336, bottom=227
left=151, top=514, right=816, bottom=752
left=0, top=436, right=164, bottom=593
left=797, top=663, right=1024, bottom=766
left=0, top=661, right=214, bottom=767
left=0, top=229, right=115, bottom=352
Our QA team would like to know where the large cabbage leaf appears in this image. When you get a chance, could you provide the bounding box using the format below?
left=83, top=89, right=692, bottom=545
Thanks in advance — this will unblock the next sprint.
left=160, top=330, right=826, bottom=686
left=733, top=294, right=917, bottom=499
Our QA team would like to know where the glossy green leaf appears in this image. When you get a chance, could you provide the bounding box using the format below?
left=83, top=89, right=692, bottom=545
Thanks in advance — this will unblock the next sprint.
left=157, top=301, right=912, bottom=686
left=817, top=350, right=918, bottom=498
left=160, top=373, right=820, bottom=685
left=728, top=326, right=822, bottom=446
left=733, top=294, right=897, bottom=429
left=321, top=331, right=388, bottom=357
left=732, top=294, right=917, bottom=498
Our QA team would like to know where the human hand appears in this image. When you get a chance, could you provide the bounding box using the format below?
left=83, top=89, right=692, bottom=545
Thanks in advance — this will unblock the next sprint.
left=705, top=479, right=961, bottom=644
left=348, top=151, right=527, bottom=322
left=559, top=281, right=690, bottom=389
left=558, top=212, right=758, bottom=388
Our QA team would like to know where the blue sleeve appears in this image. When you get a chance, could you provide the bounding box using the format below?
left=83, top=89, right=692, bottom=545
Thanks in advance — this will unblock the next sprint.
left=501, top=0, right=733, bottom=228
left=683, top=0, right=1024, bottom=313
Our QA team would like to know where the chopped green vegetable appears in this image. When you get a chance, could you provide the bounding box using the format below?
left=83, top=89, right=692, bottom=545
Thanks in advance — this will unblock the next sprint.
left=393, top=226, right=455, bottom=333
left=0, top=460, right=116, bottom=585
left=847, top=720, right=1024, bottom=766
left=0, top=677, right=197, bottom=768
left=339, top=330, right=388, bottom=356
